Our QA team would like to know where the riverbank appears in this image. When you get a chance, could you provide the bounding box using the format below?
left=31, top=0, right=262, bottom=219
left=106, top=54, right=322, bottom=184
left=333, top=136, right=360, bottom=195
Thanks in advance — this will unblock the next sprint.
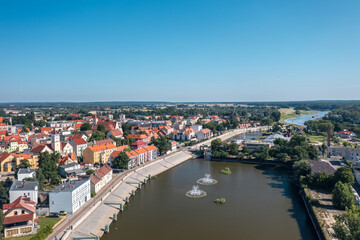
left=50, top=126, right=269, bottom=240
left=279, top=108, right=318, bottom=123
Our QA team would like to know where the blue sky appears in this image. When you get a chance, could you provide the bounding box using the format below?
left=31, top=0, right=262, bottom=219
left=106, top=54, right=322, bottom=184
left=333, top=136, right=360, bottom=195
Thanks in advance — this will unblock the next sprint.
left=0, top=0, right=359, bottom=102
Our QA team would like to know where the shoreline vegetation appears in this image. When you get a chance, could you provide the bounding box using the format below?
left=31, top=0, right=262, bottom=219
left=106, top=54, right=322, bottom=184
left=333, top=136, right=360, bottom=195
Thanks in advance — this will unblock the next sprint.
left=220, top=167, right=232, bottom=175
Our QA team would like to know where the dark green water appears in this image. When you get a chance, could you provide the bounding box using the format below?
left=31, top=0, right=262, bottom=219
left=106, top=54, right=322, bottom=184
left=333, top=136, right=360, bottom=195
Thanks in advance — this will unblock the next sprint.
left=102, top=159, right=317, bottom=240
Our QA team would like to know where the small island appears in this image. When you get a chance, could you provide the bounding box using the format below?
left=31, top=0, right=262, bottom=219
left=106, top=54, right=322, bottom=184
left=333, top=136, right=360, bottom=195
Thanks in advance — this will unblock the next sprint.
left=220, top=167, right=232, bottom=175
left=214, top=198, right=226, bottom=204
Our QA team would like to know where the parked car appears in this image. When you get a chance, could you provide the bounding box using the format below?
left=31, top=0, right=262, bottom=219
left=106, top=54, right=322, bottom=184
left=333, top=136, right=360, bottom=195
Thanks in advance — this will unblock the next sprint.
left=59, top=211, right=68, bottom=216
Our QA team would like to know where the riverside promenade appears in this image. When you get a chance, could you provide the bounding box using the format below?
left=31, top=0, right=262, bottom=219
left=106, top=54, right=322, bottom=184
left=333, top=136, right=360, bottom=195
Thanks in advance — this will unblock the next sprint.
left=47, top=126, right=268, bottom=240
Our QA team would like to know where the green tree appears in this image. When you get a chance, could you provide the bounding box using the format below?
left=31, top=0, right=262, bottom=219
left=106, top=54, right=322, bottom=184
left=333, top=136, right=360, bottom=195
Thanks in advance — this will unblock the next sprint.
left=318, top=143, right=328, bottom=157
left=150, top=136, right=169, bottom=153
left=86, top=169, right=95, bottom=175
left=15, top=159, right=31, bottom=176
left=80, top=123, right=92, bottom=131
left=241, top=146, right=250, bottom=155
left=90, top=131, right=105, bottom=141
left=271, top=110, right=281, bottom=122
left=334, top=167, right=355, bottom=185
left=332, top=181, right=355, bottom=210
left=112, top=152, right=130, bottom=169
left=97, top=124, right=106, bottom=132
left=38, top=152, right=61, bottom=187
left=229, top=143, right=239, bottom=155
left=254, top=145, right=269, bottom=161
left=333, top=207, right=360, bottom=240
left=0, top=183, right=9, bottom=206
left=0, top=209, right=4, bottom=239
left=293, top=160, right=311, bottom=180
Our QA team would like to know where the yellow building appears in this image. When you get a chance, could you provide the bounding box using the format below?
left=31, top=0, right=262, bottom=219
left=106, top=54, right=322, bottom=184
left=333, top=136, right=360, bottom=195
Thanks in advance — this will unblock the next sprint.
left=0, top=152, right=14, bottom=172
left=83, top=143, right=117, bottom=165
left=0, top=152, right=38, bottom=172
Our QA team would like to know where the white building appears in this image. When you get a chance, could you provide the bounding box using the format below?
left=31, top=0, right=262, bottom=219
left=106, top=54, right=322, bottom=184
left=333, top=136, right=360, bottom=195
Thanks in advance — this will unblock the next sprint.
left=9, top=181, right=38, bottom=204
left=17, top=168, right=36, bottom=181
left=196, top=128, right=212, bottom=140
left=90, top=165, right=113, bottom=193
left=191, top=124, right=203, bottom=132
left=70, top=138, right=88, bottom=157
left=49, top=179, right=90, bottom=214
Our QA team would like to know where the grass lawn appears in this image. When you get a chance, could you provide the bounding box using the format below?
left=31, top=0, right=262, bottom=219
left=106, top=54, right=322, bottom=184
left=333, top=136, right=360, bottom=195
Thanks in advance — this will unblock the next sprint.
left=308, top=135, right=326, bottom=143
left=254, top=135, right=267, bottom=141
left=8, top=216, right=61, bottom=240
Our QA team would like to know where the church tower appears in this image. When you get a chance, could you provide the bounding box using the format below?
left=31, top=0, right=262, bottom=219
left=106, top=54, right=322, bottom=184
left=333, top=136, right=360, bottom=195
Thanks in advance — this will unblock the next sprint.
left=51, top=134, right=61, bottom=153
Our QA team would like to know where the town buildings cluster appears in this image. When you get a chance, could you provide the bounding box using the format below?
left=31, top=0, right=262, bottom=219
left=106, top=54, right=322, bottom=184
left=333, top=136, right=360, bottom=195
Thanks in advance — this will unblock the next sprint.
left=1, top=107, right=251, bottom=238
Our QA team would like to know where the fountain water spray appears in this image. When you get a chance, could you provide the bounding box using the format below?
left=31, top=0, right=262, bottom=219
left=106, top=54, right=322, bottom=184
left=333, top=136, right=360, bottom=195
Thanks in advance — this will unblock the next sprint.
left=185, top=185, right=207, bottom=198
left=197, top=174, right=217, bottom=185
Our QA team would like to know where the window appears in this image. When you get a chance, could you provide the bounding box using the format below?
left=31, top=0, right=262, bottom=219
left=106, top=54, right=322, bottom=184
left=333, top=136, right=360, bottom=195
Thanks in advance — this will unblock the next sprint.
left=20, top=227, right=32, bottom=233
left=6, top=229, right=19, bottom=237
left=14, top=211, right=18, bottom=215
left=21, top=210, right=25, bottom=214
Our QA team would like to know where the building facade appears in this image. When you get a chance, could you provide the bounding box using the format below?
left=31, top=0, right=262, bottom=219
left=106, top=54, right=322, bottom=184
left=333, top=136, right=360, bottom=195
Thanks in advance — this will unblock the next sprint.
left=49, top=179, right=90, bottom=214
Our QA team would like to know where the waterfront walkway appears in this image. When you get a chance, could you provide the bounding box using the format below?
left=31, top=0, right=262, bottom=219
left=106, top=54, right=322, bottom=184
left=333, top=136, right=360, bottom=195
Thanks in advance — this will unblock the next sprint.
left=47, top=126, right=268, bottom=240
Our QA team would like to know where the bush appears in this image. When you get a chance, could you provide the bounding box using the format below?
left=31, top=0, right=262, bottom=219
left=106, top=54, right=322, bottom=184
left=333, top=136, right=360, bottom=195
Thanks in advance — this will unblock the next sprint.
left=30, top=225, right=53, bottom=240
left=306, top=195, right=320, bottom=206
left=220, top=167, right=232, bottom=175
left=214, top=198, right=226, bottom=204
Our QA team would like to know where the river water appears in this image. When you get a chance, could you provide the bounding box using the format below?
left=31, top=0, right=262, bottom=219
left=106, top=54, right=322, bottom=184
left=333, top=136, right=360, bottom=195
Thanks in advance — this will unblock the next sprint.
left=102, top=159, right=317, bottom=240
left=284, top=111, right=328, bottom=126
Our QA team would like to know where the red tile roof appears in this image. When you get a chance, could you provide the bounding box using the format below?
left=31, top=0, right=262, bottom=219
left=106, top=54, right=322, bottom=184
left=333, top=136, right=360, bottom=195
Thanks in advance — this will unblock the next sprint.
left=72, top=138, right=87, bottom=145
left=110, top=129, right=123, bottom=137
left=0, top=151, right=11, bottom=163
left=131, top=140, right=147, bottom=147
left=201, top=128, right=211, bottom=133
left=31, top=144, right=51, bottom=153
left=3, top=196, right=36, bottom=216
left=3, top=213, right=34, bottom=225
left=94, top=139, right=115, bottom=146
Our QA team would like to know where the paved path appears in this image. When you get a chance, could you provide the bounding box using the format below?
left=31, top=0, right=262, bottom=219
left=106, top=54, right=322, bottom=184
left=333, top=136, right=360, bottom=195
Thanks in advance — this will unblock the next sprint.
left=47, top=126, right=268, bottom=240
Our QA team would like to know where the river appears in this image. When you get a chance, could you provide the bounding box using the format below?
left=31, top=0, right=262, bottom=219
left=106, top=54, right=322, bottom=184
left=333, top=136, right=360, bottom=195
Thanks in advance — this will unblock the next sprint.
left=101, top=159, right=317, bottom=240
left=284, top=111, right=328, bottom=126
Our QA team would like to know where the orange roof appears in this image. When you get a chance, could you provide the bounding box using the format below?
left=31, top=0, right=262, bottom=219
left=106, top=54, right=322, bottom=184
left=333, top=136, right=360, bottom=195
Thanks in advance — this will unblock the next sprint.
left=41, top=127, right=52, bottom=132
left=110, top=129, right=123, bottom=136
left=144, top=145, right=157, bottom=151
left=3, top=135, right=21, bottom=143
left=72, top=138, right=87, bottom=145
left=127, top=134, right=148, bottom=139
left=88, top=143, right=116, bottom=152
left=136, top=148, right=147, bottom=154
left=116, top=145, right=129, bottom=152
left=12, top=153, right=32, bottom=159
left=3, top=196, right=36, bottom=216
left=125, top=152, right=134, bottom=158
left=201, top=128, right=211, bottom=133
left=0, top=130, right=7, bottom=135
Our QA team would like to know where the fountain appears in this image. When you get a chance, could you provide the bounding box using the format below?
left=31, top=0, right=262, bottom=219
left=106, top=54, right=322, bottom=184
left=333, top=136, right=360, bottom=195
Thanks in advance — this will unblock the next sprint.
left=185, top=185, right=207, bottom=198
left=197, top=174, right=217, bottom=185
